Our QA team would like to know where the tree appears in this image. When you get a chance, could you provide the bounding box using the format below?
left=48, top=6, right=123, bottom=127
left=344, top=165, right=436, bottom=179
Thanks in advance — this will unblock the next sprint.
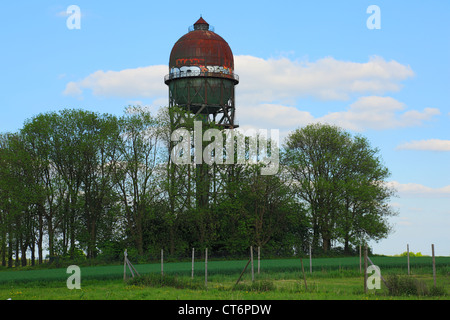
left=21, top=109, right=121, bottom=260
left=241, top=164, right=300, bottom=251
left=0, top=133, right=44, bottom=266
left=73, top=110, right=120, bottom=259
left=113, top=106, right=163, bottom=256
left=21, top=114, right=63, bottom=263
left=282, top=123, right=396, bottom=253
left=336, top=135, right=397, bottom=252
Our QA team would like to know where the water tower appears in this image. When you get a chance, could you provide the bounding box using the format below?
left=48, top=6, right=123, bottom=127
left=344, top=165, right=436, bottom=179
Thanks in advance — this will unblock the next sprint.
left=164, top=17, right=239, bottom=129
left=164, top=17, right=239, bottom=214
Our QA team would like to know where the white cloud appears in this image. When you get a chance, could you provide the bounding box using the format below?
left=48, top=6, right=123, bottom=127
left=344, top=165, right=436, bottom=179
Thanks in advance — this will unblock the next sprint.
left=63, top=55, right=437, bottom=132
left=387, top=181, right=450, bottom=198
left=64, top=54, right=413, bottom=102
left=397, top=139, right=450, bottom=151
left=236, top=96, right=439, bottom=134
left=64, top=81, right=83, bottom=96
left=235, top=55, right=414, bottom=102
left=318, top=96, right=440, bottom=131
left=232, top=55, right=437, bottom=132
left=63, top=65, right=167, bottom=98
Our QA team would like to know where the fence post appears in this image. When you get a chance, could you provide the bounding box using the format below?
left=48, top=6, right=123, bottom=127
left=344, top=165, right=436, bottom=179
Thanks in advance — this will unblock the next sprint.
left=123, top=249, right=127, bottom=281
left=258, top=246, right=260, bottom=275
left=300, top=258, right=307, bottom=290
left=359, top=245, right=362, bottom=274
left=364, top=244, right=368, bottom=294
left=407, top=244, right=410, bottom=275
left=309, top=245, right=312, bottom=274
left=161, top=249, right=164, bottom=276
left=234, top=258, right=251, bottom=287
left=250, top=246, right=254, bottom=282
left=432, top=244, right=436, bottom=288
left=191, top=247, right=195, bottom=279
left=205, top=248, right=208, bottom=289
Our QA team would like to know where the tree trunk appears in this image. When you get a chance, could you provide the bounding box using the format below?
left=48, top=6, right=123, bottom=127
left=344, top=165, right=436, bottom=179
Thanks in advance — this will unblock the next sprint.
left=38, top=204, right=44, bottom=264
left=30, top=240, right=36, bottom=266
left=1, top=225, right=6, bottom=267
left=21, top=244, right=27, bottom=267
left=344, top=237, right=350, bottom=254
left=322, top=237, right=331, bottom=253
left=136, top=213, right=144, bottom=256
left=47, top=218, right=54, bottom=263
left=8, top=232, right=13, bottom=268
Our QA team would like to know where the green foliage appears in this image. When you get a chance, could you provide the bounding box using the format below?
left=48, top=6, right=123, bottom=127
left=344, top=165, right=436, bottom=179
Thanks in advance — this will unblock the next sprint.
left=127, top=273, right=202, bottom=290
left=396, top=251, right=424, bottom=257
left=386, top=274, right=421, bottom=295
left=283, top=123, right=396, bottom=253
left=386, top=274, right=446, bottom=297
left=428, top=285, right=446, bottom=297
left=0, top=109, right=396, bottom=267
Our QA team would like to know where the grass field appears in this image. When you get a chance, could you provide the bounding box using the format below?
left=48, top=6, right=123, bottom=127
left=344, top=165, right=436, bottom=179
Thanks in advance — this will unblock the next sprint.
left=0, top=256, right=448, bottom=300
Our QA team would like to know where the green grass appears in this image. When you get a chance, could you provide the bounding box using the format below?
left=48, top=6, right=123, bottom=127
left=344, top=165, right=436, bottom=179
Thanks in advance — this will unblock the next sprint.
left=1, top=256, right=448, bottom=283
left=1, top=273, right=448, bottom=300
left=0, top=256, right=448, bottom=300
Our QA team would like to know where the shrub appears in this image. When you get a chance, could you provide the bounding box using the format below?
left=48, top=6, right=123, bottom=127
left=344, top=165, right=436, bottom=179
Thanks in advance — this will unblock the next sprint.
left=127, top=273, right=202, bottom=290
left=397, top=251, right=424, bottom=257
left=386, top=274, right=446, bottom=297
left=387, top=275, right=418, bottom=296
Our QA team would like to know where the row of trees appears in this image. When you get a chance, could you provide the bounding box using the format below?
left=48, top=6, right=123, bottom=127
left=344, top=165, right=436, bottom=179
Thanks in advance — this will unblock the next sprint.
left=0, top=107, right=396, bottom=267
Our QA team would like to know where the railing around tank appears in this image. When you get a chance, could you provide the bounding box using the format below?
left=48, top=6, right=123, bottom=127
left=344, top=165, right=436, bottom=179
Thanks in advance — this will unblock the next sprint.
left=164, top=71, right=239, bottom=83
left=188, top=25, right=215, bottom=32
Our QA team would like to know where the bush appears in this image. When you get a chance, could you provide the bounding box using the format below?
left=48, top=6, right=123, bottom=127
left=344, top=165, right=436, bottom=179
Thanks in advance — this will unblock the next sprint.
left=428, top=285, right=446, bottom=297
left=387, top=275, right=419, bottom=296
left=397, top=251, right=423, bottom=258
left=386, top=274, right=446, bottom=297
left=127, top=273, right=202, bottom=290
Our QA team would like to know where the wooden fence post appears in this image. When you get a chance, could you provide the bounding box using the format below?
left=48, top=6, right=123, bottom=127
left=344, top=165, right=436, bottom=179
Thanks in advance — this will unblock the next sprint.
left=364, top=244, right=368, bottom=294
left=258, top=246, right=260, bottom=275
left=432, top=244, right=436, bottom=288
left=123, top=249, right=139, bottom=280
left=359, top=245, right=362, bottom=274
left=161, top=249, right=164, bottom=276
left=234, top=258, right=251, bottom=288
left=205, top=248, right=208, bottom=289
left=407, top=244, right=410, bottom=275
left=300, top=258, right=307, bottom=290
left=191, top=247, right=195, bottom=279
left=309, top=245, right=312, bottom=274
left=250, top=246, right=254, bottom=282
left=123, top=249, right=127, bottom=281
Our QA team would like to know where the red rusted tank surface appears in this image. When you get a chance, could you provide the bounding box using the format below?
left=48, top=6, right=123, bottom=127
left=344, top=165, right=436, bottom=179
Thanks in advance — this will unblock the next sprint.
left=168, top=17, right=235, bottom=78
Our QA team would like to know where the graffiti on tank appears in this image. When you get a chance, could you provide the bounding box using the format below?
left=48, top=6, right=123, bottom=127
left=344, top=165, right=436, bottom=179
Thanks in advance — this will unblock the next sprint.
left=170, top=65, right=232, bottom=76
left=175, top=58, right=205, bottom=67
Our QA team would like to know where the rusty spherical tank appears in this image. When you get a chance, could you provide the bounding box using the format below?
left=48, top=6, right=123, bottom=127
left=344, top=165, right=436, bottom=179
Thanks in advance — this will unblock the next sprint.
left=165, top=18, right=239, bottom=123
left=168, top=17, right=235, bottom=78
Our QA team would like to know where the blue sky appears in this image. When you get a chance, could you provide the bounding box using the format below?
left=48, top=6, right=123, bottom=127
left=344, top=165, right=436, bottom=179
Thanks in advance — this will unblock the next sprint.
left=0, top=1, right=449, bottom=256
